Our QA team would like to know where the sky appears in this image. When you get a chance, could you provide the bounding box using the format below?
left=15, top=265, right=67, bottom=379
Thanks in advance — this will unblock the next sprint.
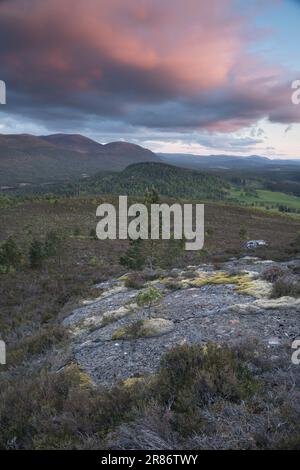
left=0, top=0, right=300, bottom=157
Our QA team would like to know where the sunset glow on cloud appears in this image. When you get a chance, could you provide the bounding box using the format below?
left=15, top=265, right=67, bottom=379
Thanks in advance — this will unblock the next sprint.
left=0, top=0, right=299, bottom=156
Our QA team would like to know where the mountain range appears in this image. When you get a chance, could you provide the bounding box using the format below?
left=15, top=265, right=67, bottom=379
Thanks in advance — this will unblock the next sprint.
left=1, top=132, right=300, bottom=190
left=0, top=133, right=158, bottom=187
left=159, top=153, right=300, bottom=170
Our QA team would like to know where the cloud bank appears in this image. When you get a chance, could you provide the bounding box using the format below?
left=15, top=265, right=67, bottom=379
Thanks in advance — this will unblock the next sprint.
left=0, top=0, right=299, bottom=152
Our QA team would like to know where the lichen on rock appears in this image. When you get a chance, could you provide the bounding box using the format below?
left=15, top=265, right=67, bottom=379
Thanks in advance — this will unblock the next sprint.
left=112, top=318, right=174, bottom=340
left=179, top=271, right=272, bottom=298
left=229, top=296, right=300, bottom=315
left=62, top=258, right=300, bottom=387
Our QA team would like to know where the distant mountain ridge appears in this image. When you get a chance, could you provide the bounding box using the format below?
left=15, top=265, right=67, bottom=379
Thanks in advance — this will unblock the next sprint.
left=159, top=153, right=300, bottom=170
left=39, top=134, right=104, bottom=153
left=2, top=132, right=300, bottom=192
left=0, top=133, right=159, bottom=186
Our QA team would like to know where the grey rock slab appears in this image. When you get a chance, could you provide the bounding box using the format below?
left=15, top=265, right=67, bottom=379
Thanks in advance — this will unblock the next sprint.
left=62, top=259, right=300, bottom=387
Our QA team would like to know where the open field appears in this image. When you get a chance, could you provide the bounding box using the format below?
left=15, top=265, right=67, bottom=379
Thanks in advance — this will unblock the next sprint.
left=229, top=188, right=300, bottom=213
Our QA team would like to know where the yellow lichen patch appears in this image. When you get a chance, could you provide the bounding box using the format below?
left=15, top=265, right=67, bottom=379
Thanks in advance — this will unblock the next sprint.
left=209, top=272, right=242, bottom=285
left=78, top=370, right=94, bottom=388
left=160, top=276, right=175, bottom=284
left=112, top=318, right=174, bottom=340
left=69, top=305, right=133, bottom=336
left=112, top=326, right=127, bottom=340
left=179, top=272, right=208, bottom=287
left=141, top=318, right=174, bottom=337
left=180, top=271, right=272, bottom=299
left=186, top=272, right=243, bottom=287
left=235, top=277, right=272, bottom=298
left=230, top=296, right=300, bottom=314
left=69, top=320, right=92, bottom=337
left=64, top=363, right=94, bottom=388
left=123, top=376, right=144, bottom=388
left=101, top=306, right=131, bottom=326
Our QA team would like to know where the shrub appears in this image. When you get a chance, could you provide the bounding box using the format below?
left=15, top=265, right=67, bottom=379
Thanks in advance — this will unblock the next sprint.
left=112, top=319, right=145, bottom=340
left=292, top=231, right=300, bottom=252
left=120, top=239, right=146, bottom=270
left=164, top=280, right=182, bottom=291
left=275, top=435, right=300, bottom=450
left=89, top=228, right=97, bottom=239
left=0, top=264, right=16, bottom=274
left=154, top=343, right=260, bottom=410
left=1, top=340, right=298, bottom=450
left=9, top=325, right=67, bottom=365
left=166, top=269, right=180, bottom=279
left=271, top=275, right=300, bottom=298
left=142, top=269, right=163, bottom=281
left=0, top=365, right=140, bottom=449
left=0, top=237, right=22, bottom=271
left=29, top=239, right=45, bottom=268
left=73, top=227, right=81, bottom=237
left=124, top=273, right=145, bottom=289
left=239, top=227, right=248, bottom=240
left=260, top=265, right=287, bottom=283
left=89, top=256, right=98, bottom=267
left=44, top=230, right=64, bottom=257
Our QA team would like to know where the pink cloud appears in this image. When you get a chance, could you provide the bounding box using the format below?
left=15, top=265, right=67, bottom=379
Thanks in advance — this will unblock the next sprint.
left=0, top=0, right=299, bottom=132
left=0, top=0, right=249, bottom=91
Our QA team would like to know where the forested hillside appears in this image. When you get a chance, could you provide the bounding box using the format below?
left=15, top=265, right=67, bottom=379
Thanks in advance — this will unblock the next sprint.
left=81, top=162, right=230, bottom=200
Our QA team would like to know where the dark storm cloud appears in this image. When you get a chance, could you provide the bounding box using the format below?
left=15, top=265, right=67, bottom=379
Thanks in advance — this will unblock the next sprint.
left=0, top=0, right=299, bottom=135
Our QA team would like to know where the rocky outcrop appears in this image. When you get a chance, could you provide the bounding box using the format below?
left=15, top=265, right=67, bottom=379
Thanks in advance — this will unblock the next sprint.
left=62, top=258, right=300, bottom=386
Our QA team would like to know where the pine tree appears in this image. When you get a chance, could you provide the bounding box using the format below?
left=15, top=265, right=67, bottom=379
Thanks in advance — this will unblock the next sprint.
left=144, top=187, right=160, bottom=271
left=120, top=238, right=146, bottom=270
left=29, top=239, right=45, bottom=268
left=0, top=237, right=21, bottom=270
left=44, top=230, right=62, bottom=257
left=136, top=287, right=162, bottom=318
